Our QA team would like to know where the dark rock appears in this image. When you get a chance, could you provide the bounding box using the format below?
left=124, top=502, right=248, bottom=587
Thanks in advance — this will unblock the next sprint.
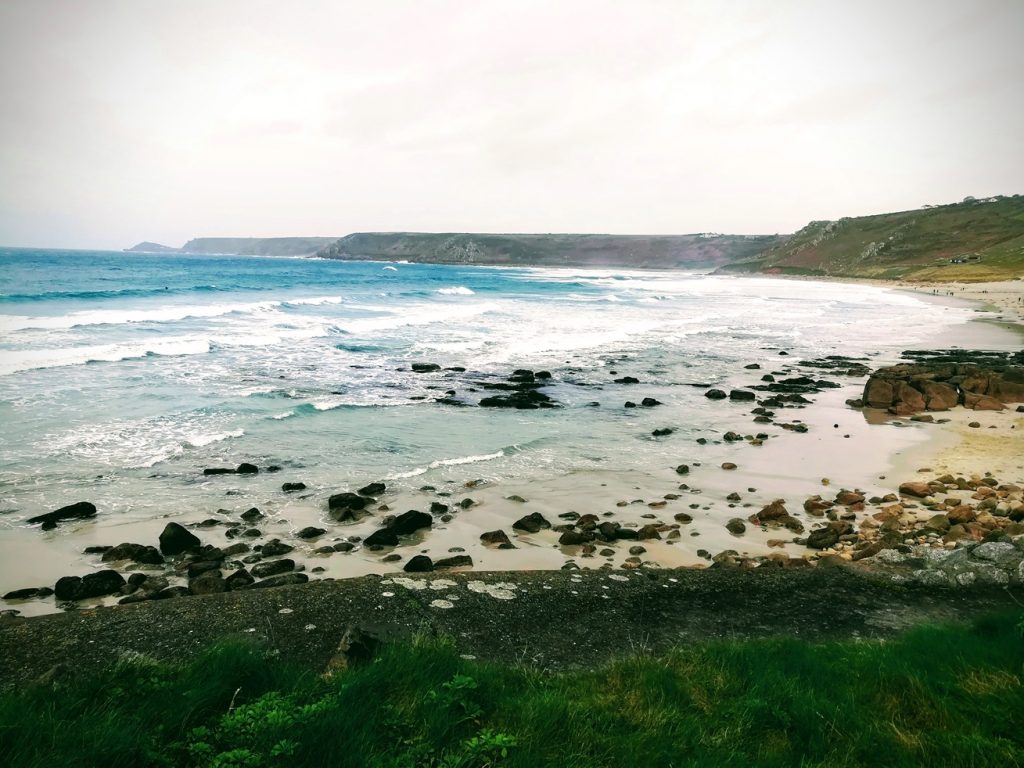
left=729, top=390, right=756, bottom=401
left=358, top=482, right=386, bottom=497
left=101, top=543, right=164, bottom=565
left=240, top=507, right=264, bottom=522
left=152, top=586, right=191, bottom=600
left=512, top=512, right=551, bottom=533
left=203, top=467, right=235, bottom=475
left=806, top=522, right=853, bottom=550
left=614, top=528, right=639, bottom=540
left=480, top=530, right=515, bottom=548
left=296, top=527, right=326, bottom=539
left=54, top=570, right=126, bottom=601
left=705, top=389, right=727, bottom=400
left=429, top=501, right=450, bottom=515
left=189, top=573, right=226, bottom=595
left=637, top=524, right=662, bottom=540
left=433, top=555, right=473, bottom=569
left=3, top=587, right=54, bottom=600
left=236, top=463, right=259, bottom=474
left=624, top=401, right=637, bottom=408
left=364, top=528, right=399, bottom=547
left=224, top=568, right=255, bottom=590
left=333, top=542, right=356, bottom=552
left=640, top=397, right=662, bottom=407
left=411, top=363, right=441, bottom=372
left=27, top=501, right=97, bottom=530
left=186, top=561, right=220, bottom=578
left=675, top=464, right=690, bottom=475
left=328, top=492, right=372, bottom=522
left=558, top=530, right=594, bottom=545
left=392, top=510, right=432, bottom=535
left=83, top=545, right=112, bottom=554
left=726, top=518, right=747, bottom=535
left=260, top=539, right=294, bottom=557
left=652, top=428, right=673, bottom=437
left=403, top=555, right=434, bottom=573
left=251, top=559, right=295, bottom=579
left=158, top=522, right=201, bottom=556
left=243, top=573, right=310, bottom=590
left=282, top=482, right=307, bottom=492
left=614, top=376, right=640, bottom=384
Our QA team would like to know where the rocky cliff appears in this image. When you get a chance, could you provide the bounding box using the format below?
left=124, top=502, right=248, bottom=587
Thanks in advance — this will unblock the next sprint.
left=315, top=232, right=787, bottom=269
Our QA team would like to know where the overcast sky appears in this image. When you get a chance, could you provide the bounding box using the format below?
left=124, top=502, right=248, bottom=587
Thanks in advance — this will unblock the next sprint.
left=1, top=0, right=1021, bottom=249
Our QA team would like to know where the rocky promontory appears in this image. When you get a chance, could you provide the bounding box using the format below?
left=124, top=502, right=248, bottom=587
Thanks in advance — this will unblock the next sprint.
left=861, top=350, right=1024, bottom=415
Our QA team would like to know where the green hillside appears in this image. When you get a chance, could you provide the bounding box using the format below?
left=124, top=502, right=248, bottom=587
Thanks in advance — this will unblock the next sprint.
left=717, top=195, right=1024, bottom=281
left=316, top=232, right=785, bottom=269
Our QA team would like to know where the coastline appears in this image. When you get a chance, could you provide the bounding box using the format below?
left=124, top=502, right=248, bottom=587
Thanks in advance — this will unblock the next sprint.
left=1, top=272, right=1023, bottom=623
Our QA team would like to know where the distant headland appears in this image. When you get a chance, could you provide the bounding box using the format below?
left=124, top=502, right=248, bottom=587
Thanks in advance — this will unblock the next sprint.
left=126, top=194, right=1024, bottom=280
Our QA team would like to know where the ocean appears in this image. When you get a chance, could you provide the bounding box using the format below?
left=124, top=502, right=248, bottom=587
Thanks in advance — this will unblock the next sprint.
left=0, top=247, right=1008, bottom=610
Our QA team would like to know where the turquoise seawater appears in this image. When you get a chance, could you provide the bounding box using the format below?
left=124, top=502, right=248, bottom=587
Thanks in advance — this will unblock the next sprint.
left=0, top=247, right=982, bottom=527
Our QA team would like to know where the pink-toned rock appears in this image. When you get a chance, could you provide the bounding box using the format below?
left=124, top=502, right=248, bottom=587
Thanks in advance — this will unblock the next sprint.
left=863, top=377, right=895, bottom=408
left=835, top=490, right=865, bottom=506
left=803, top=496, right=833, bottom=516
left=946, top=505, right=977, bottom=525
left=898, top=481, right=932, bottom=498
left=919, top=380, right=959, bottom=411
left=964, top=392, right=1005, bottom=411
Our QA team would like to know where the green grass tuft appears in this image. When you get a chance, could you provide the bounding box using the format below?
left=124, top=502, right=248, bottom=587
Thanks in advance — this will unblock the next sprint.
left=2, top=612, right=1023, bottom=767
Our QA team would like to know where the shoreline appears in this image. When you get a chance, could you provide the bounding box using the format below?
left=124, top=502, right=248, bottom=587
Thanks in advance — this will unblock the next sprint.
left=1, top=274, right=1023, bottom=620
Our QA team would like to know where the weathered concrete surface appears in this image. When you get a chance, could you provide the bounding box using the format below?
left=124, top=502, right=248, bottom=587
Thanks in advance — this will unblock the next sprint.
left=1, top=567, right=1020, bottom=690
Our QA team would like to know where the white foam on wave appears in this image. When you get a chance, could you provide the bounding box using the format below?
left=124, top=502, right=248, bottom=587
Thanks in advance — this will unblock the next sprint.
left=388, top=450, right=506, bottom=479
left=436, top=286, right=475, bottom=296
left=0, top=337, right=211, bottom=376
left=338, top=301, right=497, bottom=334
left=0, top=300, right=283, bottom=333
left=41, top=416, right=246, bottom=468
left=270, top=411, right=295, bottom=420
left=282, top=295, right=344, bottom=307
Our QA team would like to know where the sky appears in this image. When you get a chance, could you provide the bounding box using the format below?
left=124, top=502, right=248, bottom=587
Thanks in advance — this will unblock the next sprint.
left=0, top=0, right=1022, bottom=249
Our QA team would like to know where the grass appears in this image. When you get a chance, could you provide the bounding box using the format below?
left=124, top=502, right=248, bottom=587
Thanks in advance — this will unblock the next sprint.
left=2, top=611, right=1023, bottom=767
left=722, top=195, right=1024, bottom=281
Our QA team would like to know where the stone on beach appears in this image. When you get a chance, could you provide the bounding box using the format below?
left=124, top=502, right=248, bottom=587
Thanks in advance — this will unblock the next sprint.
left=513, top=512, right=551, bottom=534
left=54, top=570, right=126, bottom=601
left=158, top=522, right=201, bottom=556
left=328, top=492, right=373, bottom=522
left=26, top=501, right=97, bottom=530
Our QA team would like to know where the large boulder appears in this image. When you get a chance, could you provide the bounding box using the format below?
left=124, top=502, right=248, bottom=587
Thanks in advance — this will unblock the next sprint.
left=27, top=501, right=97, bottom=530
left=364, top=528, right=399, bottom=547
left=919, top=380, right=959, bottom=411
left=54, top=570, right=126, bottom=601
left=358, top=482, right=386, bottom=497
left=391, top=510, right=432, bottom=536
left=158, top=522, right=201, bottom=556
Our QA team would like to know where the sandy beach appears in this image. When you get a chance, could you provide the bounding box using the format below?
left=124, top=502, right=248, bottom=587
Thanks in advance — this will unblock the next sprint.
left=1, top=275, right=1022, bottom=618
